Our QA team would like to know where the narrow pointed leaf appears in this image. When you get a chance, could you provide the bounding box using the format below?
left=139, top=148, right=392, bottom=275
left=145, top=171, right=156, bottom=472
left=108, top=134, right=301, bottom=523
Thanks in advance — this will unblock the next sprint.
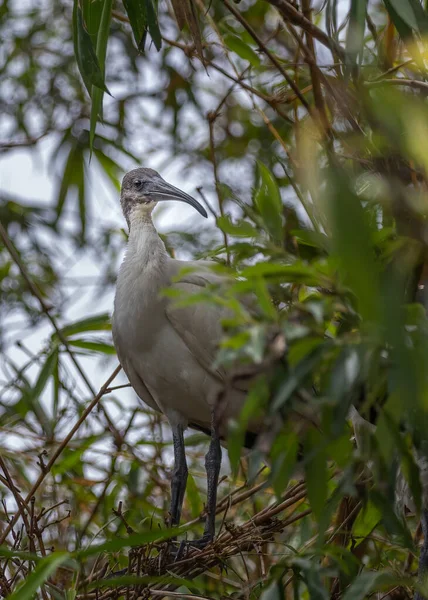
left=254, top=161, right=283, bottom=243
left=123, top=0, right=149, bottom=51
left=304, top=429, right=328, bottom=523
left=346, top=0, right=367, bottom=67
left=224, top=34, right=261, bottom=67
left=68, top=339, right=116, bottom=354
left=89, top=0, right=113, bottom=152
left=384, top=0, right=428, bottom=34
left=7, top=552, right=70, bottom=600
left=56, top=313, right=111, bottom=338
left=146, top=0, right=162, bottom=51
left=73, top=0, right=109, bottom=95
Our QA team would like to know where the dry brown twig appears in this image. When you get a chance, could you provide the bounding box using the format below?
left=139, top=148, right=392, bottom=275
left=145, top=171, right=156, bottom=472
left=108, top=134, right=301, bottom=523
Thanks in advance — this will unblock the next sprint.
left=75, top=478, right=310, bottom=600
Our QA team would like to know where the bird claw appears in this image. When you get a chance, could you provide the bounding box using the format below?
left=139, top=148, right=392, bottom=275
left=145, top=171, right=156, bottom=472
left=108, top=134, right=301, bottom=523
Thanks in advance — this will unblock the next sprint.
left=164, top=535, right=212, bottom=563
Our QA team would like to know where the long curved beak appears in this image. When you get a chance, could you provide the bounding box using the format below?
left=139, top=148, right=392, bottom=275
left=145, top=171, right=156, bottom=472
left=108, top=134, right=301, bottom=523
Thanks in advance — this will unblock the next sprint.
left=149, top=180, right=208, bottom=218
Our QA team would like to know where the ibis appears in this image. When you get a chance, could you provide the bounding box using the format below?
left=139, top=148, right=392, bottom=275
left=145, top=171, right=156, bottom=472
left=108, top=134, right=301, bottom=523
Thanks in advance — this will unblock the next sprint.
left=112, top=167, right=253, bottom=547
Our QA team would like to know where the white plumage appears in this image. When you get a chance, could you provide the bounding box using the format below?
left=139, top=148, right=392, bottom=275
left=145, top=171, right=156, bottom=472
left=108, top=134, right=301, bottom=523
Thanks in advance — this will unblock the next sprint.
left=112, top=168, right=250, bottom=545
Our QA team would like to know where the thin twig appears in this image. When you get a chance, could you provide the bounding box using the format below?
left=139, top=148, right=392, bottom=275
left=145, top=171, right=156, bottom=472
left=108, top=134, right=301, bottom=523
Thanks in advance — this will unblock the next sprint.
left=364, top=78, right=428, bottom=92
left=0, top=365, right=122, bottom=545
left=267, top=0, right=345, bottom=61
left=224, top=0, right=312, bottom=114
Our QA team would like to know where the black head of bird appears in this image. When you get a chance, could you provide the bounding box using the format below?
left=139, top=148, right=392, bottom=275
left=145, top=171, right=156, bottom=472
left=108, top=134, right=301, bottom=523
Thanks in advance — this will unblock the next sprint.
left=120, top=167, right=208, bottom=227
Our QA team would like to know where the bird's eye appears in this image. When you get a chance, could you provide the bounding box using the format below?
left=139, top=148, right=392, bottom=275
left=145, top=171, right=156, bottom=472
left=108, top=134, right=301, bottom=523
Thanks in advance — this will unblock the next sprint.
left=134, top=179, right=145, bottom=189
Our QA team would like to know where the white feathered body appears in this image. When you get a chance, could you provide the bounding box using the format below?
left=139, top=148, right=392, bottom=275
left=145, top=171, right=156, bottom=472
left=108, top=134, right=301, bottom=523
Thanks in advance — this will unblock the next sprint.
left=112, top=215, right=246, bottom=433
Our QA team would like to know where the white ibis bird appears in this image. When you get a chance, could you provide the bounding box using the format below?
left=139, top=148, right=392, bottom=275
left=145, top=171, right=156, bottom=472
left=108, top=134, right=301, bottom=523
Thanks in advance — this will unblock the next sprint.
left=112, top=168, right=254, bottom=547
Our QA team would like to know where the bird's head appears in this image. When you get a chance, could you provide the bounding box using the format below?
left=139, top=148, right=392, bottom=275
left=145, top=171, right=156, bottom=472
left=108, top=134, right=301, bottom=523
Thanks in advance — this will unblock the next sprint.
left=120, top=168, right=207, bottom=227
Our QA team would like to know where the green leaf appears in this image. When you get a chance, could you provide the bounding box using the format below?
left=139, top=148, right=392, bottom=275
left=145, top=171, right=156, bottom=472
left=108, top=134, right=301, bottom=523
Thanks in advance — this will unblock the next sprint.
left=123, top=0, right=148, bottom=51
left=346, top=0, right=367, bottom=67
left=77, top=526, right=186, bottom=557
left=29, top=348, right=58, bottom=404
left=89, top=0, right=113, bottom=152
left=123, top=0, right=162, bottom=52
left=241, top=261, right=329, bottom=287
left=351, top=499, right=382, bottom=548
left=326, top=167, right=380, bottom=322
left=0, top=547, right=43, bottom=562
left=270, top=430, right=299, bottom=497
left=186, top=472, right=203, bottom=518
left=224, top=34, right=261, bottom=67
left=82, top=0, right=104, bottom=38
left=291, top=229, right=330, bottom=251
left=146, top=0, right=162, bottom=51
left=57, top=313, right=111, bottom=338
left=370, top=489, right=414, bottom=549
left=254, top=161, right=283, bottom=243
left=217, top=215, right=258, bottom=237
left=93, top=149, right=122, bottom=191
left=292, top=559, right=329, bottom=600
left=7, top=552, right=70, bottom=600
left=253, top=278, right=277, bottom=320
left=304, top=429, right=328, bottom=523
left=260, top=581, right=282, bottom=600
left=55, top=141, right=78, bottom=223
left=342, top=571, right=384, bottom=600
left=88, top=574, right=203, bottom=591
left=52, top=435, right=100, bottom=476
left=68, top=339, right=116, bottom=354
left=227, top=419, right=245, bottom=478
left=23, top=348, right=58, bottom=436
left=271, top=343, right=328, bottom=412
left=73, top=0, right=109, bottom=95
left=383, top=0, right=428, bottom=34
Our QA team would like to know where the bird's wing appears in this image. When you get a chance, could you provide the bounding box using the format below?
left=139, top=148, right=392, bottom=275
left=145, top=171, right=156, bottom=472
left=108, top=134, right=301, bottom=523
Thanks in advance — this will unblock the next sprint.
left=165, top=260, right=229, bottom=380
left=112, top=318, right=162, bottom=414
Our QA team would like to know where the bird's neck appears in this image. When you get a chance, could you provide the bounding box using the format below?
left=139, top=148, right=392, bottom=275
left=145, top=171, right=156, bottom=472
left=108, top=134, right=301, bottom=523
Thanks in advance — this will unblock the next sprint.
left=126, top=215, right=167, bottom=270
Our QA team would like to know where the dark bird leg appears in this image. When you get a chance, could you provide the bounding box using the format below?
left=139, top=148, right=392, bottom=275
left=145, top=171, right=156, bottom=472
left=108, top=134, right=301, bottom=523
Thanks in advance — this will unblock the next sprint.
left=415, top=509, right=428, bottom=600
left=169, top=423, right=188, bottom=527
left=201, top=412, right=222, bottom=544
left=173, top=413, right=222, bottom=559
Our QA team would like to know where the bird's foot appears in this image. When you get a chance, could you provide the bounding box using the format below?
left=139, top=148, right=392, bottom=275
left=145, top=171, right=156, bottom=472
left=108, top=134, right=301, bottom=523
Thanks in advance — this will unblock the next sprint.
left=164, top=534, right=213, bottom=563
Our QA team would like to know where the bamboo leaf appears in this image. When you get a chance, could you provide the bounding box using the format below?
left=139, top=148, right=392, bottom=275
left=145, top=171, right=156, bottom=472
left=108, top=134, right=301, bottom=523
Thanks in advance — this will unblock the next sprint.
left=383, top=0, right=428, bottom=34
left=55, top=142, right=78, bottom=223
left=346, top=0, right=367, bottom=67
left=217, top=215, right=258, bottom=237
left=146, top=0, right=162, bottom=51
left=260, top=581, right=282, bottom=600
left=89, top=0, right=113, bottom=152
left=73, top=0, right=109, bottom=95
left=351, top=499, right=382, bottom=548
left=23, top=348, right=58, bottom=436
left=254, top=161, right=283, bottom=243
left=342, top=571, right=384, bottom=600
left=123, top=0, right=161, bottom=52
left=68, top=339, right=116, bottom=354
left=123, top=0, right=148, bottom=51
left=304, top=429, right=327, bottom=523
left=93, top=149, right=122, bottom=191
left=7, top=552, right=70, bottom=600
left=56, top=313, right=111, bottom=338
left=326, top=167, right=380, bottom=322
left=77, top=526, right=187, bottom=557
left=224, top=34, right=261, bottom=67
left=271, top=343, right=328, bottom=412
